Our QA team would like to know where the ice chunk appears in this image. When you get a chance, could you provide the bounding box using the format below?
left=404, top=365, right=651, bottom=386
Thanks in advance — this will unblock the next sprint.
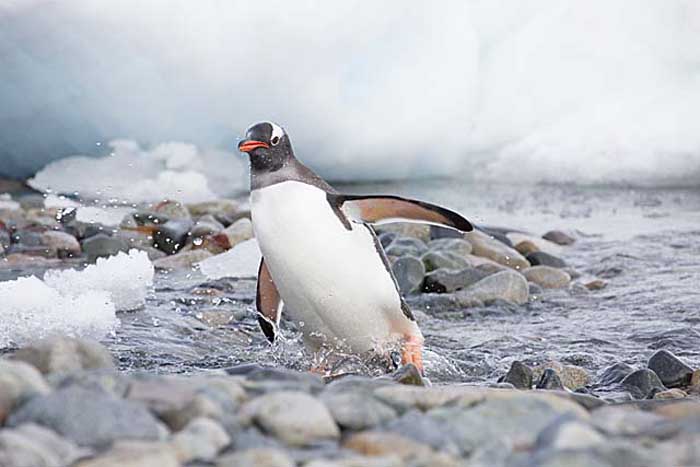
left=44, top=194, right=81, bottom=209
left=0, top=194, right=20, bottom=211
left=198, top=239, right=261, bottom=279
left=44, top=250, right=154, bottom=311
left=75, top=206, right=134, bottom=227
left=0, top=276, right=117, bottom=348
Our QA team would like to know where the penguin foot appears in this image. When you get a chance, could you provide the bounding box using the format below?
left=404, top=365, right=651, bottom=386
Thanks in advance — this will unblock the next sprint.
left=400, top=335, right=424, bottom=375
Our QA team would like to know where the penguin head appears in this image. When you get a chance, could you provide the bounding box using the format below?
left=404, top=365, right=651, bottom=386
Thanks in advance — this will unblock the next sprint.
left=238, top=121, right=292, bottom=172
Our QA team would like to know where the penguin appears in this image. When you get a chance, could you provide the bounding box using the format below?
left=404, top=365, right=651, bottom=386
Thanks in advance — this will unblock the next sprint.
left=238, top=121, right=473, bottom=374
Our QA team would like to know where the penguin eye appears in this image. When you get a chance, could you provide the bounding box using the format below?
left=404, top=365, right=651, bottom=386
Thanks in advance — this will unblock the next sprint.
left=271, top=136, right=280, bottom=146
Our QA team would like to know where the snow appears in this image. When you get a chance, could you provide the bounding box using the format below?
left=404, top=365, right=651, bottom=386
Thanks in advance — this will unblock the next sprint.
left=0, top=250, right=154, bottom=347
left=198, top=239, right=261, bottom=280
left=44, top=194, right=81, bottom=209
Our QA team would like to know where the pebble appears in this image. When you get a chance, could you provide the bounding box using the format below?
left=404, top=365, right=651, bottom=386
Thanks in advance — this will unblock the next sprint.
left=535, top=419, right=604, bottom=450
left=536, top=369, right=565, bottom=390
left=377, top=223, right=431, bottom=243
left=427, top=238, right=473, bottom=257
left=11, top=336, right=115, bottom=374
left=40, top=230, right=81, bottom=257
left=647, top=349, right=694, bottom=388
left=216, top=448, right=294, bottom=467
left=153, top=200, right=192, bottom=220
left=596, top=362, right=635, bottom=387
left=542, top=230, right=576, bottom=245
left=0, top=423, right=88, bottom=467
left=422, top=267, right=488, bottom=293
left=522, top=266, right=571, bottom=288
left=153, top=249, right=213, bottom=270
left=385, top=237, right=428, bottom=257
left=653, top=388, right=687, bottom=400
left=502, top=361, right=533, bottom=389
left=0, top=360, right=50, bottom=423
left=455, top=270, right=529, bottom=305
left=321, top=392, right=397, bottom=430
left=81, top=234, right=129, bottom=262
left=391, top=256, right=425, bottom=294
left=170, top=417, right=230, bottom=463
left=153, top=219, right=193, bottom=254
left=223, top=218, right=254, bottom=248
left=690, top=370, right=700, bottom=392
left=420, top=251, right=462, bottom=272
left=621, top=369, right=666, bottom=399
left=187, top=199, right=240, bottom=218
left=391, top=363, right=425, bottom=386
left=584, top=278, right=607, bottom=290
left=190, top=215, right=225, bottom=238
left=240, top=391, right=340, bottom=446
left=532, top=361, right=590, bottom=391
left=343, top=431, right=459, bottom=466
left=525, top=251, right=567, bottom=268
left=75, top=441, right=179, bottom=467
left=514, top=239, right=540, bottom=255
left=465, top=230, right=530, bottom=270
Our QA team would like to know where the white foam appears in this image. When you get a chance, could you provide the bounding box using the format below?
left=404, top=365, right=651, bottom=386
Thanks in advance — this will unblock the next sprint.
left=198, top=239, right=261, bottom=280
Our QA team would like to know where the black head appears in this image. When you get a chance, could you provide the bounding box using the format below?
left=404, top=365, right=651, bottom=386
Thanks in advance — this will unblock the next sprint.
left=238, top=121, right=293, bottom=172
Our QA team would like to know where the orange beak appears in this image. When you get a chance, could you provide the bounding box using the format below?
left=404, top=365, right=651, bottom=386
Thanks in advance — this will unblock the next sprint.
left=238, top=140, right=269, bottom=153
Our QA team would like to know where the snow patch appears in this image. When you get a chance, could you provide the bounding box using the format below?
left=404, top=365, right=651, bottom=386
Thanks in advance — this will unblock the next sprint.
left=198, top=239, right=261, bottom=279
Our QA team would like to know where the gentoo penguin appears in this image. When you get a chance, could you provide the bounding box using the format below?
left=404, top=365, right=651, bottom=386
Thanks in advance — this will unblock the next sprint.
left=238, top=121, right=473, bottom=374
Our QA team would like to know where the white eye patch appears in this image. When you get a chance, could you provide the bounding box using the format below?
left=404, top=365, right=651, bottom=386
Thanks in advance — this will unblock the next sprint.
left=269, top=122, right=285, bottom=145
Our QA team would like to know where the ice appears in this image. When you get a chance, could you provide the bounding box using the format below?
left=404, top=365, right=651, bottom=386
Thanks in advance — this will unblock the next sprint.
left=75, top=206, right=134, bottom=227
left=198, top=239, right=261, bottom=280
left=0, top=194, right=20, bottom=211
left=44, top=194, right=81, bottom=209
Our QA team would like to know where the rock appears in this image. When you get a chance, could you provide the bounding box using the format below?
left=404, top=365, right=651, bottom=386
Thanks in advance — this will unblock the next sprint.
left=385, top=237, right=428, bottom=257
left=7, top=386, right=164, bottom=447
left=391, top=256, right=425, bottom=294
left=465, top=230, right=530, bottom=270
left=190, top=215, right=225, bottom=238
left=514, top=240, right=539, bottom=255
left=421, top=267, right=487, bottom=293
left=654, top=388, right=687, bottom=399
left=596, top=362, right=635, bottom=387
left=12, top=337, right=114, bottom=374
left=378, top=232, right=397, bottom=249
left=535, top=419, right=604, bottom=450
left=621, top=369, right=666, bottom=399
left=0, top=423, right=87, bottom=467
left=591, top=405, right=668, bottom=436
left=49, top=369, right=130, bottom=398
left=187, top=199, right=240, bottom=217
left=195, top=309, right=238, bottom=327
left=647, top=349, right=694, bottom=388
left=536, top=369, right=565, bottom=390
left=542, top=230, right=576, bottom=245
left=525, top=251, right=567, bottom=268
left=392, top=364, right=425, bottom=386
left=502, top=361, right=533, bottom=389
left=0, top=361, right=51, bottom=423
left=420, top=251, right=462, bottom=272
left=385, top=410, right=461, bottom=455
left=216, top=448, right=294, bottom=467
left=81, top=234, right=129, bottom=262
left=153, top=219, right=193, bottom=254
left=584, top=278, right=607, bottom=290
left=427, top=238, right=472, bottom=257
left=223, top=218, right=254, bottom=248
left=321, top=392, right=397, bottom=430
left=40, top=230, right=81, bottom=258
left=528, top=282, right=544, bottom=296
left=241, top=367, right=324, bottom=395
left=532, top=362, right=590, bottom=391
left=378, top=223, right=431, bottom=243
left=170, top=417, right=230, bottom=463
left=522, top=266, right=571, bottom=288
left=343, top=431, right=457, bottom=466
left=690, top=370, right=700, bottom=393
left=75, top=441, right=178, bottom=467
left=152, top=200, right=192, bottom=220
left=455, top=270, right=529, bottom=305
left=153, top=249, right=213, bottom=270
left=240, top=391, right=340, bottom=446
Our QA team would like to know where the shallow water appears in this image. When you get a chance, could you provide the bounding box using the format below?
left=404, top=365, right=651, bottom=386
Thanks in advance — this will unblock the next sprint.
left=8, top=182, right=700, bottom=392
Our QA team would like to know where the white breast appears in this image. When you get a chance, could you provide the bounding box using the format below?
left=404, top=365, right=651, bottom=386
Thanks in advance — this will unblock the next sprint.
left=251, top=181, right=419, bottom=354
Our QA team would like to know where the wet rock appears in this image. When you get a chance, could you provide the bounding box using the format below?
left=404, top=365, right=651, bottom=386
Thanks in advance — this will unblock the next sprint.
left=377, top=232, right=397, bottom=249
left=392, top=364, right=425, bottom=386
left=343, top=431, right=457, bottom=466
left=591, top=405, right=668, bottom=436
left=427, top=237, right=472, bottom=257
left=12, top=337, right=114, bottom=374
left=542, top=230, right=576, bottom=245
left=522, top=266, right=571, bottom=288
left=465, top=230, right=530, bottom=270
left=153, top=200, right=191, bottom=220
left=528, top=282, right=544, bottom=296
left=536, top=369, right=565, bottom=390
left=535, top=418, right=604, bottom=450
left=240, top=391, right=340, bottom=446
left=596, top=362, right=635, bottom=387
left=0, top=423, right=87, bottom=467
left=242, top=367, right=324, bottom=395
left=190, top=215, right=225, bottom=238
left=153, top=219, right=193, bottom=254
left=514, top=239, right=540, bottom=255
left=421, top=267, right=487, bottom=293
left=502, top=361, right=533, bottom=389
left=40, top=230, right=81, bottom=257
left=378, top=223, right=431, bottom=243
left=532, top=361, right=590, bottom=391
left=420, top=251, right=462, bottom=272
left=385, top=409, right=461, bottom=455
left=216, top=448, right=294, bottom=467
left=526, top=251, right=567, bottom=268
left=49, top=369, right=130, bottom=398
left=654, top=388, right=687, bottom=400
left=0, top=360, right=51, bottom=423
left=64, top=220, right=111, bottom=241
left=647, top=349, right=694, bottom=388
left=153, top=249, right=213, bottom=270
left=584, top=278, right=608, bottom=290
left=455, top=270, right=529, bottom=305
left=187, top=199, right=240, bottom=218
left=7, top=386, right=164, bottom=447
left=75, top=440, right=178, bottom=467
left=321, top=392, right=397, bottom=430
left=170, top=417, right=230, bottom=463
left=621, top=369, right=666, bottom=399
left=223, top=218, right=254, bottom=247
left=690, top=370, right=700, bottom=393
left=81, top=234, right=129, bottom=262
left=385, top=237, right=428, bottom=257
left=391, top=256, right=425, bottom=294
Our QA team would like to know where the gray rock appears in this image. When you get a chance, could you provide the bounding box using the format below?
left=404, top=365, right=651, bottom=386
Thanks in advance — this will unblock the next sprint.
left=153, top=249, right=213, bottom=270
left=391, top=364, right=425, bottom=386
left=241, top=367, right=324, bottom=395
left=321, top=392, right=397, bottom=430
left=378, top=224, right=431, bottom=243
left=11, top=336, right=114, bottom=375
left=48, top=369, right=130, bottom=398
left=190, top=215, right=225, bottom=238
left=391, top=256, right=425, bottom=295
left=536, top=369, right=565, bottom=390
left=385, top=237, right=428, bottom=257
left=240, top=391, right=340, bottom=446
left=81, top=234, right=129, bottom=262
left=455, top=270, right=529, bottom=305
left=465, top=230, right=530, bottom=270
left=647, top=349, right=694, bottom=388
left=526, top=251, right=567, bottom=268
left=74, top=440, right=178, bottom=467
left=40, top=230, right=81, bottom=258
left=591, top=405, right=669, bottom=437
left=170, top=417, right=230, bottom=463
left=595, top=362, right=635, bottom=387
left=422, top=267, right=488, bottom=293
left=427, top=237, right=473, bottom=257
left=503, top=361, right=533, bottom=389
left=152, top=200, right=192, bottom=220
left=187, top=199, right=240, bottom=218
left=421, top=251, right=462, bottom=272
left=386, top=409, right=461, bottom=455
left=529, top=282, right=544, bottom=296
left=0, top=423, right=88, bottom=467
left=378, top=232, right=397, bottom=249
left=153, top=219, right=193, bottom=254
left=0, top=360, right=50, bottom=423
left=7, top=386, right=164, bottom=447
left=65, top=221, right=111, bottom=241
left=216, top=448, right=294, bottom=467
left=543, top=230, right=576, bottom=245
left=621, top=369, right=666, bottom=399
left=223, top=218, right=254, bottom=248
left=536, top=418, right=604, bottom=450
left=522, top=266, right=571, bottom=289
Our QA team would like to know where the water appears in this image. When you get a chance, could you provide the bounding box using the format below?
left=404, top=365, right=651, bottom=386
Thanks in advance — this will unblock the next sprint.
left=6, top=182, right=700, bottom=391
